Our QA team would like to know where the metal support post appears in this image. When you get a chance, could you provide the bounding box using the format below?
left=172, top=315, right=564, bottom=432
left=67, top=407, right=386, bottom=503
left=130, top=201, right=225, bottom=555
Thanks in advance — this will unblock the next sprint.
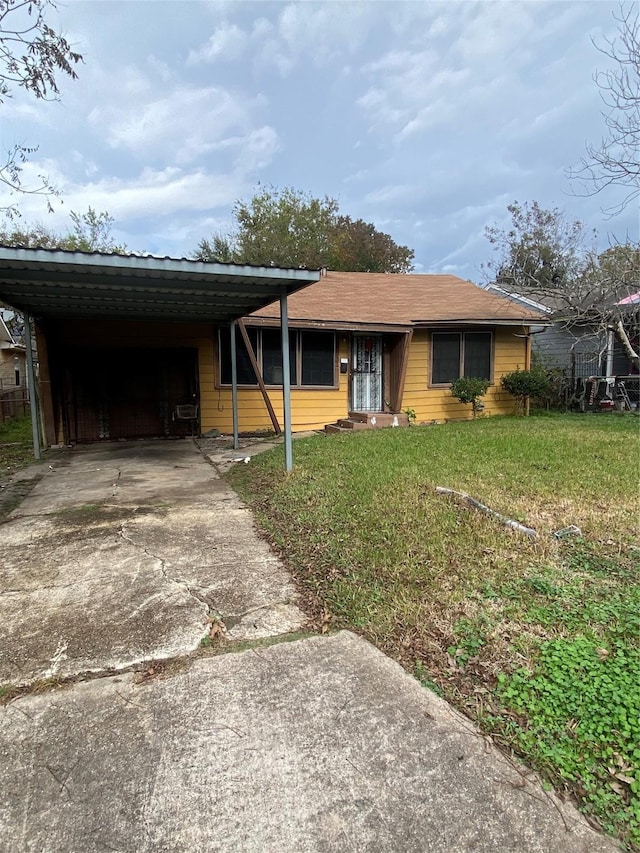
left=230, top=320, right=239, bottom=450
left=280, top=292, right=293, bottom=472
left=23, top=315, right=41, bottom=460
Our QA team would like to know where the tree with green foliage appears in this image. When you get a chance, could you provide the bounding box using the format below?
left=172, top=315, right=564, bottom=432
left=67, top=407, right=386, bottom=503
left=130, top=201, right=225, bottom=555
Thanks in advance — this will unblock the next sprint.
left=484, top=201, right=639, bottom=371
left=193, top=186, right=415, bottom=273
left=0, top=207, right=127, bottom=252
left=0, top=0, right=82, bottom=216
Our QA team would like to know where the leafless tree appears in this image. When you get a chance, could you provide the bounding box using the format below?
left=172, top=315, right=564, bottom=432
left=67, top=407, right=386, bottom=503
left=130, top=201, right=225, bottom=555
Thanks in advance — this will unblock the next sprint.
left=569, top=2, right=640, bottom=213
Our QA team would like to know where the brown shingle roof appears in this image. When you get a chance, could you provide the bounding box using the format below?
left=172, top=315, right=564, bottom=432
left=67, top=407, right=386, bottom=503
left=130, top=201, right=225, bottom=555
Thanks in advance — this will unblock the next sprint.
left=250, top=270, right=547, bottom=328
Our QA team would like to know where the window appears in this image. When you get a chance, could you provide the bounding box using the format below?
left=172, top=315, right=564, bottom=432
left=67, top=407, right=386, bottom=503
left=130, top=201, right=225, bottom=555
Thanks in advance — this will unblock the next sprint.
left=261, top=328, right=296, bottom=386
left=219, top=326, right=258, bottom=385
left=431, top=331, right=492, bottom=385
left=219, top=327, right=335, bottom=387
left=301, top=331, right=335, bottom=386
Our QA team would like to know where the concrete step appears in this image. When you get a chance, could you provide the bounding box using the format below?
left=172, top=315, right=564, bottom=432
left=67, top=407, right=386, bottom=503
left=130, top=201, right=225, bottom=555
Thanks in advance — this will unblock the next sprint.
left=337, top=419, right=370, bottom=430
left=325, top=412, right=410, bottom=434
left=324, top=423, right=350, bottom=434
left=348, top=412, right=410, bottom=428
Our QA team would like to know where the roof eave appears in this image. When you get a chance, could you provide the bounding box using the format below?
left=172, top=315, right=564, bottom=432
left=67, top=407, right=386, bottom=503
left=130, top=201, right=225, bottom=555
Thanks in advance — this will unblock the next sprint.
left=414, top=317, right=549, bottom=327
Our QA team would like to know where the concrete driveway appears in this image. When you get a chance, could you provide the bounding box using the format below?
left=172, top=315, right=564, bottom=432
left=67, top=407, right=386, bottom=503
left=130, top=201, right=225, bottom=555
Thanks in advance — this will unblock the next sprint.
left=0, top=440, right=304, bottom=685
left=0, top=440, right=620, bottom=852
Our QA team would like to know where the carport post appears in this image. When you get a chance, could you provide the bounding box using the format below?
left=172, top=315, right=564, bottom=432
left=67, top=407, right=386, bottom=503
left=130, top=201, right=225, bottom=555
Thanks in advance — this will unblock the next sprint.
left=230, top=321, right=239, bottom=450
left=23, top=315, right=41, bottom=460
left=280, top=291, right=293, bottom=472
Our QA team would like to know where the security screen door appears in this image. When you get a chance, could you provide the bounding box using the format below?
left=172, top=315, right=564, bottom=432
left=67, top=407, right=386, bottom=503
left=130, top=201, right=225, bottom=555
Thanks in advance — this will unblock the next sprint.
left=351, top=334, right=382, bottom=411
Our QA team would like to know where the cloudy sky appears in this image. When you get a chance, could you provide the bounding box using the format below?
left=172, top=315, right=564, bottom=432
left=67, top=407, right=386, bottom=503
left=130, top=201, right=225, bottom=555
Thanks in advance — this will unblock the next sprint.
left=1, top=0, right=637, bottom=281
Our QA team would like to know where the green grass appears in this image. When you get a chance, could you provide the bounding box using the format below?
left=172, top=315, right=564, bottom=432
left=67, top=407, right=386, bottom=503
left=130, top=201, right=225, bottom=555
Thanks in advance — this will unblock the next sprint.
left=0, top=414, right=35, bottom=477
left=228, top=412, right=640, bottom=849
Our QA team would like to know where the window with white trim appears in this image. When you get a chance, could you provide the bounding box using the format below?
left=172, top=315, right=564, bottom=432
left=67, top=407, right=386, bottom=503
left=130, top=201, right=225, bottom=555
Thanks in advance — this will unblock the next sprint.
left=431, top=331, right=492, bottom=385
left=219, top=327, right=336, bottom=387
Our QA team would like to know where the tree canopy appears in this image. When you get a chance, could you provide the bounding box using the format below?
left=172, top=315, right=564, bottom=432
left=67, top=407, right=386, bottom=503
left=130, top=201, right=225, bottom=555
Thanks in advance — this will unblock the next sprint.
left=0, top=207, right=126, bottom=252
left=0, top=0, right=82, bottom=216
left=193, top=186, right=415, bottom=273
left=484, top=200, right=639, bottom=369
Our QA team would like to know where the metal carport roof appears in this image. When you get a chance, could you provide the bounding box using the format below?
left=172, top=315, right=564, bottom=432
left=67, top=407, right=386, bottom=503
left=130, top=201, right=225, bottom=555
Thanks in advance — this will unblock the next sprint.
left=0, top=247, right=323, bottom=469
left=0, top=247, right=322, bottom=323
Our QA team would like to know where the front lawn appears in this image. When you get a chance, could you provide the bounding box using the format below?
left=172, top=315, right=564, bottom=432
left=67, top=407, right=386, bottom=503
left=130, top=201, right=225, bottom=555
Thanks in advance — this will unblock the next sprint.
left=228, top=413, right=640, bottom=849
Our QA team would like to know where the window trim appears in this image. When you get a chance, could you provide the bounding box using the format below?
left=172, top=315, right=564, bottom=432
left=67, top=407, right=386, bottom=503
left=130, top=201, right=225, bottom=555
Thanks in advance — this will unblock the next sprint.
left=217, top=326, right=338, bottom=390
left=429, top=329, right=494, bottom=388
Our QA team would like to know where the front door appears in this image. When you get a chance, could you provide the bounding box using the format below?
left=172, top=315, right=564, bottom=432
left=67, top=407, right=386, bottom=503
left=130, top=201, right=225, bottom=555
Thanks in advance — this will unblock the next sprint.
left=352, top=334, right=383, bottom=411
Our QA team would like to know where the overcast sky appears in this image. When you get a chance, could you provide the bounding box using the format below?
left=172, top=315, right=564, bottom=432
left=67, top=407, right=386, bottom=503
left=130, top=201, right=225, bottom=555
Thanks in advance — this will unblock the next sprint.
left=2, top=0, right=637, bottom=281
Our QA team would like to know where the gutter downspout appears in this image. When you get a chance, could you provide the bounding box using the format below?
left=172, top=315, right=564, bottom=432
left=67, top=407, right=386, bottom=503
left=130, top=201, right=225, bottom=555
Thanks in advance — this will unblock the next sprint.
left=23, top=315, right=41, bottom=460
left=280, top=291, right=293, bottom=472
left=230, top=321, right=239, bottom=451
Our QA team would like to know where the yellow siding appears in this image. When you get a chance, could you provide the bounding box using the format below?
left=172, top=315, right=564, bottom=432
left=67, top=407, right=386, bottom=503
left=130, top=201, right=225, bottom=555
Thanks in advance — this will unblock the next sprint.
left=204, top=338, right=351, bottom=433
left=402, top=328, right=526, bottom=423
left=49, top=321, right=527, bottom=435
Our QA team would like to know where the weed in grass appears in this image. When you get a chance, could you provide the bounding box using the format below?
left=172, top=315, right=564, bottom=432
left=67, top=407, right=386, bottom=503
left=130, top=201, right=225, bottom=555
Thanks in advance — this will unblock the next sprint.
left=414, top=660, right=443, bottom=696
left=496, top=637, right=640, bottom=847
left=448, top=617, right=489, bottom=667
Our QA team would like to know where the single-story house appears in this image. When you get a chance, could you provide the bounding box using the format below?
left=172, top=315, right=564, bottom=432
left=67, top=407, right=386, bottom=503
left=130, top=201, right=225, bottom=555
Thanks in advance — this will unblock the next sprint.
left=0, top=249, right=546, bottom=446
left=220, top=270, right=545, bottom=433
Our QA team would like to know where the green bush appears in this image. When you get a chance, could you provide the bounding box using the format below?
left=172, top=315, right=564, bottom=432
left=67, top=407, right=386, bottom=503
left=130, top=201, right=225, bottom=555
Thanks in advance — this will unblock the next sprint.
left=501, top=368, right=551, bottom=415
left=450, top=376, right=490, bottom=418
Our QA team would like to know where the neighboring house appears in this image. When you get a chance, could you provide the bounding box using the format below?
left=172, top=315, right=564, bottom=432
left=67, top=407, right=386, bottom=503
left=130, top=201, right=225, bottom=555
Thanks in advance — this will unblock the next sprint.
left=0, top=250, right=545, bottom=445
left=485, top=285, right=639, bottom=381
left=0, top=315, right=26, bottom=391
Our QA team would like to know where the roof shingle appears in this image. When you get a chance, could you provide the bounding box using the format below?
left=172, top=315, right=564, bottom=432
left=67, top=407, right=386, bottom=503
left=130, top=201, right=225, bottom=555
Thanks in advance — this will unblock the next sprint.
left=250, top=270, right=547, bottom=327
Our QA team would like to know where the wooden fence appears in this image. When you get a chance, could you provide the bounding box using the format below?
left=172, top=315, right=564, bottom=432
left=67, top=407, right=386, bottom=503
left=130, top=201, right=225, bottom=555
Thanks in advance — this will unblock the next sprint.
left=0, top=387, right=29, bottom=422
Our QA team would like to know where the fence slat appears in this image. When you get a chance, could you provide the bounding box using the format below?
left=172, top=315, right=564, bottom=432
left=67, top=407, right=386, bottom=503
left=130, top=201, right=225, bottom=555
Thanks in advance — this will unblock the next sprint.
left=0, top=387, right=29, bottom=423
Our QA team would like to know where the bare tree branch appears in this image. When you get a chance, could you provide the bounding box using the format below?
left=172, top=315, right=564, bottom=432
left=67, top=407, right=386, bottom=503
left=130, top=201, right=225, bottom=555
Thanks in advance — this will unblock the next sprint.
left=568, top=2, right=640, bottom=214
left=483, top=202, right=639, bottom=370
left=0, top=0, right=82, bottom=216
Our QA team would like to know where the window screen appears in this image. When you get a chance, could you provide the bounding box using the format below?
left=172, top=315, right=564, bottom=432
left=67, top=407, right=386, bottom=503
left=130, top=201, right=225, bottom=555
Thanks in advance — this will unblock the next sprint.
left=432, top=331, right=492, bottom=384
left=463, top=332, right=492, bottom=380
left=301, top=331, right=335, bottom=386
left=432, top=333, right=461, bottom=384
left=262, top=328, right=296, bottom=385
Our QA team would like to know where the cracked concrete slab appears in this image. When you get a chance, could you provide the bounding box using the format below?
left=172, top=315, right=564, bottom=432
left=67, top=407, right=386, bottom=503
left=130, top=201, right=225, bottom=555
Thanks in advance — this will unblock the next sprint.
left=0, top=440, right=306, bottom=685
left=0, top=632, right=618, bottom=853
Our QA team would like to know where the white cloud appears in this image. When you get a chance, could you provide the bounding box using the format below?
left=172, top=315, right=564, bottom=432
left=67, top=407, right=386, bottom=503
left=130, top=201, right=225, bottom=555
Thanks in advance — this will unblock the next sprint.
left=187, top=22, right=248, bottom=65
left=364, top=184, right=424, bottom=205
left=232, top=126, right=280, bottom=172
left=252, top=2, right=377, bottom=75
left=87, top=84, right=278, bottom=174
left=59, top=167, right=245, bottom=221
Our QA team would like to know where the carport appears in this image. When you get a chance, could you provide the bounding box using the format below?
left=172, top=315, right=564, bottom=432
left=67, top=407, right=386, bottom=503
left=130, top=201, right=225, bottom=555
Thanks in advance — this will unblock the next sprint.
left=0, top=247, right=322, bottom=470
